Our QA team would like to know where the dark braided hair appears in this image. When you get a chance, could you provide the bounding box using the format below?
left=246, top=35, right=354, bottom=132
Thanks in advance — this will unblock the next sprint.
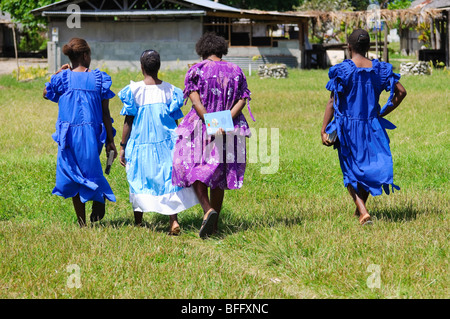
left=140, top=50, right=161, bottom=75
left=348, top=29, right=370, bottom=55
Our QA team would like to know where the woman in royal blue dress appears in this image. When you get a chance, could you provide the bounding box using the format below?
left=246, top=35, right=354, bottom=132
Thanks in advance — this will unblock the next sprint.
left=321, top=29, right=407, bottom=225
left=43, top=38, right=117, bottom=227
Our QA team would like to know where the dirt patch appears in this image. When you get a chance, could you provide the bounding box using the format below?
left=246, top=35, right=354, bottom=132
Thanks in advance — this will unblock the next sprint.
left=0, top=58, right=48, bottom=75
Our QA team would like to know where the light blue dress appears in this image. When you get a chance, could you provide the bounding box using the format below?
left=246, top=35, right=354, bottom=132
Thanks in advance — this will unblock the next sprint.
left=326, top=59, right=401, bottom=196
left=45, top=69, right=116, bottom=203
left=119, top=81, right=198, bottom=214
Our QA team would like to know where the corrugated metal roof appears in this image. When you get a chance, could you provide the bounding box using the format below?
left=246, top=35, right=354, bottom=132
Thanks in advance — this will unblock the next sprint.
left=30, top=0, right=313, bottom=19
left=182, top=0, right=241, bottom=12
left=31, top=0, right=241, bottom=14
left=411, top=0, right=450, bottom=9
left=40, top=10, right=206, bottom=17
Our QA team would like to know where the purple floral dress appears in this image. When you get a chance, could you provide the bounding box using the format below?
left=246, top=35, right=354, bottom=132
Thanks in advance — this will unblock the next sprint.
left=172, top=60, right=255, bottom=190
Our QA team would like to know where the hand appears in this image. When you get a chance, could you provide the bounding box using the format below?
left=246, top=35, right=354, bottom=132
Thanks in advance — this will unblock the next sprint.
left=215, top=128, right=226, bottom=136
left=105, top=142, right=117, bottom=159
left=55, top=64, right=71, bottom=74
left=321, top=131, right=332, bottom=147
left=119, top=148, right=126, bottom=167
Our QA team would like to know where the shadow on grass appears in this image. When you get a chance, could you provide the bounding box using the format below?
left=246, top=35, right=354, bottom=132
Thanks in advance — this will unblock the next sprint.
left=101, top=208, right=304, bottom=239
left=370, top=203, right=441, bottom=222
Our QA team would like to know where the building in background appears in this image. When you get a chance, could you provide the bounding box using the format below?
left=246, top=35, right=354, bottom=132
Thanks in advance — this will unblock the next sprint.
left=31, top=0, right=313, bottom=73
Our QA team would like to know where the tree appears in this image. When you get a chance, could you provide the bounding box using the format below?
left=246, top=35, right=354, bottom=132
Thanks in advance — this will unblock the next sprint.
left=351, top=0, right=371, bottom=11
left=0, top=0, right=58, bottom=52
left=298, top=0, right=353, bottom=11
left=0, top=0, right=57, bottom=28
left=387, top=0, right=413, bottom=9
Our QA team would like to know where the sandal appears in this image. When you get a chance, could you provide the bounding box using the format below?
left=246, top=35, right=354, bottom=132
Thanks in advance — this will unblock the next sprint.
left=199, top=210, right=218, bottom=239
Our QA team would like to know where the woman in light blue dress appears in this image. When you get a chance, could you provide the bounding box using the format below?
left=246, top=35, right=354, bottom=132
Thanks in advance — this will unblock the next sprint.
left=118, top=50, right=198, bottom=235
left=321, top=29, right=407, bottom=225
left=43, top=38, right=117, bottom=227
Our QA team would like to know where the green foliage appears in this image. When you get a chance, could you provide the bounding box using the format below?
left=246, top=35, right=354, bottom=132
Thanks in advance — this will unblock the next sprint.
left=18, top=29, right=48, bottom=52
left=387, top=0, right=413, bottom=10
left=0, top=0, right=57, bottom=28
left=299, top=0, right=353, bottom=11
left=351, top=0, right=370, bottom=11
left=11, top=65, right=49, bottom=82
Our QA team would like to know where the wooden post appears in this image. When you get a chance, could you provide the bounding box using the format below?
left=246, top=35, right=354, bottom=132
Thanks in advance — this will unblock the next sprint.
left=228, top=17, right=231, bottom=47
left=383, top=22, right=389, bottom=62
left=375, top=30, right=378, bottom=59
left=11, top=23, right=19, bottom=81
left=430, top=19, right=436, bottom=49
left=298, top=21, right=305, bottom=69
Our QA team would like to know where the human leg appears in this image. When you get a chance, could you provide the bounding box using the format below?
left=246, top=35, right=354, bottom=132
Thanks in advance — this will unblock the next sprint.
left=91, top=200, right=105, bottom=222
left=193, top=181, right=218, bottom=238
left=168, top=214, right=180, bottom=235
left=347, top=185, right=372, bottom=225
left=210, top=187, right=224, bottom=233
left=353, top=188, right=369, bottom=217
left=193, top=180, right=213, bottom=214
left=72, top=194, right=86, bottom=227
left=134, top=211, right=143, bottom=226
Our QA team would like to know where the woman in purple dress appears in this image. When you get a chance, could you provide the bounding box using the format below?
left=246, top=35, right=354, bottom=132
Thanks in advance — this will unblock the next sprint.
left=172, top=33, right=255, bottom=238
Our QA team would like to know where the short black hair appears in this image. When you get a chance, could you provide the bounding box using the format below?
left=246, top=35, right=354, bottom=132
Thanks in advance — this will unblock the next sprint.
left=140, top=50, right=161, bottom=75
left=348, top=29, right=370, bottom=55
left=195, top=32, right=228, bottom=60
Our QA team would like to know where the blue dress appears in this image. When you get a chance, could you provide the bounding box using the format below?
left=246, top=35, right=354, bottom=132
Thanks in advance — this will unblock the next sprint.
left=45, top=69, right=116, bottom=203
left=119, top=81, right=199, bottom=215
left=325, top=59, right=401, bottom=196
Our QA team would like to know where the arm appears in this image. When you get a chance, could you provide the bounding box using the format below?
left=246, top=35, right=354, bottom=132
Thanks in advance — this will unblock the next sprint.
left=380, top=81, right=407, bottom=118
left=189, top=91, right=207, bottom=121
left=119, top=115, right=134, bottom=167
left=101, top=99, right=117, bottom=159
left=230, top=98, right=246, bottom=119
left=321, top=93, right=335, bottom=146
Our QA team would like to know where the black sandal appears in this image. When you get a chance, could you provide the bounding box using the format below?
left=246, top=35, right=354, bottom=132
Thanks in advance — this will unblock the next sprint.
left=199, top=210, right=218, bottom=239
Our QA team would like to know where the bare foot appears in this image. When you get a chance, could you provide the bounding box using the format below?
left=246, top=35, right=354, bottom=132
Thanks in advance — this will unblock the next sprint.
left=168, top=219, right=180, bottom=236
left=359, top=212, right=372, bottom=226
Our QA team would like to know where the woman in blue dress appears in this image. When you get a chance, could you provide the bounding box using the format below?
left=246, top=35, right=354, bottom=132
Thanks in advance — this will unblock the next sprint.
left=118, top=50, right=198, bottom=235
left=43, top=38, right=117, bottom=227
left=321, top=29, right=407, bottom=225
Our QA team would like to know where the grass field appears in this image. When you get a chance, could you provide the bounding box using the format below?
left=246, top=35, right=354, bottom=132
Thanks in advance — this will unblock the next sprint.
left=0, top=65, right=448, bottom=299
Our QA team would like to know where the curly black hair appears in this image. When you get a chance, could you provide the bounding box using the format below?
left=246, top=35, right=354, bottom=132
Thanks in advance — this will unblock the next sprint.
left=348, top=29, right=371, bottom=55
left=140, top=50, right=161, bottom=75
left=195, top=32, right=228, bottom=60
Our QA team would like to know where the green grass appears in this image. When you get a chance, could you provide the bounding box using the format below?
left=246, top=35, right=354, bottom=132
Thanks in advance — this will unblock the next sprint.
left=0, top=66, right=448, bottom=299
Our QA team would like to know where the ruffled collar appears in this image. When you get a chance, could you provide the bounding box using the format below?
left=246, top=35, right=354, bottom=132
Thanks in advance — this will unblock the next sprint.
left=345, top=59, right=379, bottom=72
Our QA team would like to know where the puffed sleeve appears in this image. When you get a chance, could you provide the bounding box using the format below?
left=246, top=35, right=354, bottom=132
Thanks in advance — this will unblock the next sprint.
left=118, top=85, right=138, bottom=116
left=100, top=71, right=115, bottom=100
left=379, top=62, right=401, bottom=116
left=236, top=68, right=255, bottom=122
left=183, top=64, right=200, bottom=101
left=326, top=63, right=346, bottom=94
left=168, top=86, right=185, bottom=121
left=45, top=72, right=64, bottom=103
